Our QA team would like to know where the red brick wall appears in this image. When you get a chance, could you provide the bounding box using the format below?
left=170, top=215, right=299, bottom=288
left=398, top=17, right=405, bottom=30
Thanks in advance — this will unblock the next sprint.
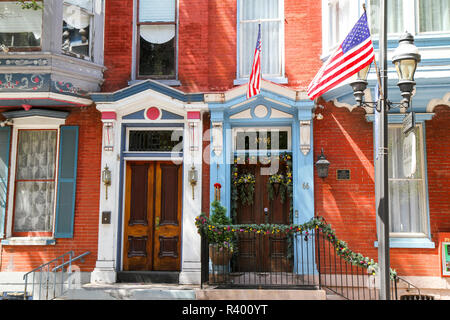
left=0, top=106, right=102, bottom=272
left=102, top=0, right=323, bottom=93
left=314, top=102, right=450, bottom=277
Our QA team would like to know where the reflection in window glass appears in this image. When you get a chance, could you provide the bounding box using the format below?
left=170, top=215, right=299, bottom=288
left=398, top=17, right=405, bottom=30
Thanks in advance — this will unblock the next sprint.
left=0, top=1, right=42, bottom=49
left=62, top=0, right=93, bottom=58
left=138, top=0, right=176, bottom=78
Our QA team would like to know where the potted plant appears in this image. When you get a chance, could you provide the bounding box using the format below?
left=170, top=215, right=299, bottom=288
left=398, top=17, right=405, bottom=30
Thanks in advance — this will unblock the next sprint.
left=207, top=200, right=236, bottom=265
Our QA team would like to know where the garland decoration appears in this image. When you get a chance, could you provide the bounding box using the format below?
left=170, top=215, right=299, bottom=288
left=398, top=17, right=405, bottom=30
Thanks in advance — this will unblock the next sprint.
left=195, top=213, right=397, bottom=280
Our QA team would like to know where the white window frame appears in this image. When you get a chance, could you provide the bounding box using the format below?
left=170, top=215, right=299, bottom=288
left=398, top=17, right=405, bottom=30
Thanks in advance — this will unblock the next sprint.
left=388, top=123, right=429, bottom=239
left=234, top=0, right=287, bottom=85
left=232, top=126, right=291, bottom=153
left=125, top=126, right=184, bottom=155
left=5, top=117, right=65, bottom=241
left=62, top=0, right=95, bottom=60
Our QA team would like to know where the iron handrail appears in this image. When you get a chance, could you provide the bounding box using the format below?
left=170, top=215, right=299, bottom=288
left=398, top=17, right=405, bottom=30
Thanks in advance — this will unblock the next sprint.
left=23, top=250, right=90, bottom=300
left=52, top=251, right=90, bottom=272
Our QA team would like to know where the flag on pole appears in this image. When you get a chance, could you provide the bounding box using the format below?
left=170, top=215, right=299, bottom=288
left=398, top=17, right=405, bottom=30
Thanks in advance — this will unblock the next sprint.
left=307, top=12, right=375, bottom=100
left=247, top=24, right=262, bottom=99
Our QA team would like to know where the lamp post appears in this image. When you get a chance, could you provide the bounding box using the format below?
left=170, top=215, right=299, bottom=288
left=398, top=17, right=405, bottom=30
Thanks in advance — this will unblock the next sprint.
left=349, top=1, right=421, bottom=300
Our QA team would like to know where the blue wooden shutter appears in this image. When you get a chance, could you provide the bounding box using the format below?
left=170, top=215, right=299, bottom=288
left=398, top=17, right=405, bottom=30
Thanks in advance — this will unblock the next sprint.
left=55, top=126, right=79, bottom=238
left=0, top=127, right=11, bottom=238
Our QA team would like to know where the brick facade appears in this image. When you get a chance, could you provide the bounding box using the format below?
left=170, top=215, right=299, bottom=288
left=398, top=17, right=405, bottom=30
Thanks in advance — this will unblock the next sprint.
left=0, top=106, right=102, bottom=272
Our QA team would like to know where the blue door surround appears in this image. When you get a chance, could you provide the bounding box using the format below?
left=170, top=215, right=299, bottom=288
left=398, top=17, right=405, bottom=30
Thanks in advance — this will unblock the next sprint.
left=208, top=87, right=316, bottom=273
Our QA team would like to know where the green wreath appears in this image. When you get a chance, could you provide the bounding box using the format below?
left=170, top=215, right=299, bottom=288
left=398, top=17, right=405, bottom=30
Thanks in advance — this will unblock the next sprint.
left=235, top=172, right=255, bottom=206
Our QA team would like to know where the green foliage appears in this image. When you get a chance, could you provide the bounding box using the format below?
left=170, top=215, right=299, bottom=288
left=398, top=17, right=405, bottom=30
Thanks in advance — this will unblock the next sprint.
left=17, top=0, right=43, bottom=10
left=197, top=201, right=236, bottom=251
left=195, top=214, right=397, bottom=280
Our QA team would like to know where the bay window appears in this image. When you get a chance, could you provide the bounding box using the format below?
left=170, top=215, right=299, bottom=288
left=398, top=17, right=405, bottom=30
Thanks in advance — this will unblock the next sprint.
left=238, top=0, right=285, bottom=80
left=0, top=1, right=43, bottom=50
left=137, top=0, right=177, bottom=78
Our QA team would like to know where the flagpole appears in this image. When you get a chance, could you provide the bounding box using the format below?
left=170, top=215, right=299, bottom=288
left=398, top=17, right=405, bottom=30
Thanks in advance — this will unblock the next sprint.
left=377, top=0, right=391, bottom=300
left=362, top=4, right=383, bottom=101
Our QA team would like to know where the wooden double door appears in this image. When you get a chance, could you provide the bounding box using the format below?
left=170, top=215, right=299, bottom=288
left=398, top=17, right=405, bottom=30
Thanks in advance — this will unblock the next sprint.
left=235, top=163, right=291, bottom=272
left=123, top=161, right=182, bottom=271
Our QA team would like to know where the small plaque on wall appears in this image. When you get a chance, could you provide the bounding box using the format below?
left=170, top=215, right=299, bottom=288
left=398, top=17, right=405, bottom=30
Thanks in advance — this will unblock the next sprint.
left=336, top=169, right=351, bottom=180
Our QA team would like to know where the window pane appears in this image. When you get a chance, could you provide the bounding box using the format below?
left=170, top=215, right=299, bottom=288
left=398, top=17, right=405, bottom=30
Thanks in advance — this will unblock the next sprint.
left=241, top=0, right=279, bottom=20
left=240, top=21, right=281, bottom=77
left=419, top=0, right=450, bottom=33
left=239, top=0, right=282, bottom=78
left=369, top=0, right=404, bottom=35
left=62, top=1, right=92, bottom=57
left=388, top=126, right=425, bottom=234
left=139, top=27, right=175, bottom=77
left=14, top=130, right=57, bottom=233
left=128, top=130, right=183, bottom=152
left=14, top=181, right=55, bottom=232
left=0, top=1, right=42, bottom=48
left=235, top=130, right=289, bottom=151
left=139, top=0, right=175, bottom=22
left=16, top=130, right=57, bottom=180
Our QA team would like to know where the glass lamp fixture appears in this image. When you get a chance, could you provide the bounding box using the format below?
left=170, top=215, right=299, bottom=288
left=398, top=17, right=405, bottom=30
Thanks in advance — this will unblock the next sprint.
left=392, top=32, right=421, bottom=106
left=315, top=148, right=330, bottom=179
left=350, top=64, right=371, bottom=106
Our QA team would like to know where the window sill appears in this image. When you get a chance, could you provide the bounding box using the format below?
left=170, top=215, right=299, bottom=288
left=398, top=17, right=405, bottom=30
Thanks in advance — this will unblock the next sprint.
left=374, top=237, right=435, bottom=249
left=1, top=237, right=56, bottom=246
left=233, top=76, right=288, bottom=86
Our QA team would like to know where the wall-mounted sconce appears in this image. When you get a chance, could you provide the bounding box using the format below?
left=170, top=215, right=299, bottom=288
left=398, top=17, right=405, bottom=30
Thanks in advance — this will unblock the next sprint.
left=189, top=122, right=199, bottom=152
left=103, top=122, right=114, bottom=151
left=102, top=165, right=112, bottom=200
left=212, top=122, right=223, bottom=157
left=315, top=148, right=330, bottom=179
left=188, top=165, right=198, bottom=200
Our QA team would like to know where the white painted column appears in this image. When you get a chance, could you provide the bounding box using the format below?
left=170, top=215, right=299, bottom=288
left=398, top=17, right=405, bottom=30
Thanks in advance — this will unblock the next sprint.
left=91, top=112, right=120, bottom=284
left=179, top=110, right=203, bottom=284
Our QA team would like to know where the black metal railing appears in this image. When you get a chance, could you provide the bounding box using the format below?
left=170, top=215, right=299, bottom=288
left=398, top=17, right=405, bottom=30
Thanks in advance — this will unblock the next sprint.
left=200, top=226, right=399, bottom=300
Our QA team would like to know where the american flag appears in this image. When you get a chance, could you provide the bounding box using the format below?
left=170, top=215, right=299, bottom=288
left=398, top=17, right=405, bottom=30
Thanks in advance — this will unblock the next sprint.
left=307, top=12, right=375, bottom=100
left=247, top=24, right=262, bottom=99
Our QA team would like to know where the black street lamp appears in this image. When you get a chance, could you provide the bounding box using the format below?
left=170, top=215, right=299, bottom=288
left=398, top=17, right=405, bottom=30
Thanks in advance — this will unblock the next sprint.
left=349, top=2, right=421, bottom=300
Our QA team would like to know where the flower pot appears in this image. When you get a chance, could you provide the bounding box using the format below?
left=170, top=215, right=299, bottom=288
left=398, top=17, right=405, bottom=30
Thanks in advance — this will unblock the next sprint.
left=209, top=244, right=233, bottom=265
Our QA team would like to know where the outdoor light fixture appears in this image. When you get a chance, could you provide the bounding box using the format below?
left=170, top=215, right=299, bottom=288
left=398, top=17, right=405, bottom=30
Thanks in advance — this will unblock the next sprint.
left=102, top=165, right=111, bottom=200
left=188, top=165, right=198, bottom=200
left=103, top=122, right=114, bottom=151
left=348, top=3, right=422, bottom=300
left=392, top=32, right=421, bottom=107
left=350, top=32, right=421, bottom=110
left=315, top=148, right=330, bottom=179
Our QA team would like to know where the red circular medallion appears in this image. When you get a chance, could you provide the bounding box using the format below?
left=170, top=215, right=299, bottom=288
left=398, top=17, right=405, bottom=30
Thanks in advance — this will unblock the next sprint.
left=146, top=107, right=160, bottom=120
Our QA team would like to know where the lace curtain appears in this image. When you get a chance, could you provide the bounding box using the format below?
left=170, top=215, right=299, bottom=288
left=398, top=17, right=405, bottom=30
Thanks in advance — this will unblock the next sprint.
left=239, top=0, right=282, bottom=77
left=388, top=126, right=425, bottom=234
left=13, top=130, right=57, bottom=233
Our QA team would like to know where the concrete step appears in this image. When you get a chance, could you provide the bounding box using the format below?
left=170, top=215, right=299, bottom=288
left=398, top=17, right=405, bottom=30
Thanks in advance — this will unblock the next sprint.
left=60, top=283, right=329, bottom=300
left=117, top=271, right=179, bottom=284
left=64, top=283, right=197, bottom=300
